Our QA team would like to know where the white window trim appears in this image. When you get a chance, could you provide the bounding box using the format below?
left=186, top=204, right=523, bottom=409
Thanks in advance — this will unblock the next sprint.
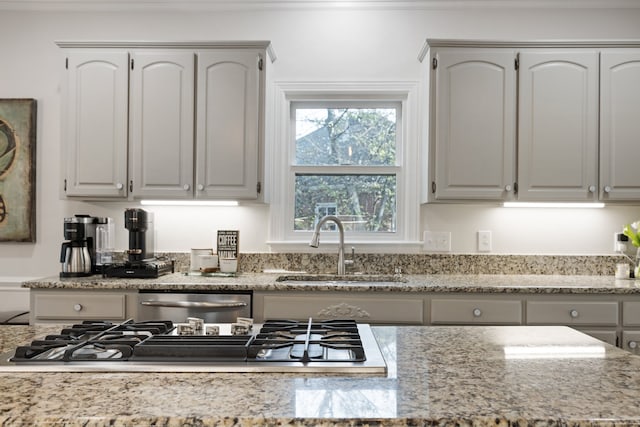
left=266, top=81, right=423, bottom=253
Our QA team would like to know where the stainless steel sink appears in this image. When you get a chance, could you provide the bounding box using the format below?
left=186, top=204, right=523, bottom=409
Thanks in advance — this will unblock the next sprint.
left=275, top=274, right=407, bottom=283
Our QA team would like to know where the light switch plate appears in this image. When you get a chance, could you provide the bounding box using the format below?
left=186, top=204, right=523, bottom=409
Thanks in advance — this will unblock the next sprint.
left=478, top=230, right=491, bottom=252
left=424, top=231, right=451, bottom=252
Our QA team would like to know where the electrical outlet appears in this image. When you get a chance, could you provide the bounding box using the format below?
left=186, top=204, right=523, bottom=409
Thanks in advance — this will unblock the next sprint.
left=478, top=230, right=491, bottom=252
left=424, top=231, right=451, bottom=252
left=614, top=232, right=628, bottom=252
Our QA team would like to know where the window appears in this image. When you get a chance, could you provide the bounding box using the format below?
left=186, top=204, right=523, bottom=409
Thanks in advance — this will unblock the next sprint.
left=293, top=104, right=399, bottom=234
left=268, top=82, right=421, bottom=250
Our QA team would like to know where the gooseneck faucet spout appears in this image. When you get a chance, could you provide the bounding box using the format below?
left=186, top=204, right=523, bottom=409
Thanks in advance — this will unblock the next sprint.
left=310, top=215, right=346, bottom=275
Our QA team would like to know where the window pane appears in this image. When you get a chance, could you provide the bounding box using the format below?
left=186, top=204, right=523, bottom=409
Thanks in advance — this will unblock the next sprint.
left=295, top=108, right=396, bottom=166
left=294, top=174, right=397, bottom=232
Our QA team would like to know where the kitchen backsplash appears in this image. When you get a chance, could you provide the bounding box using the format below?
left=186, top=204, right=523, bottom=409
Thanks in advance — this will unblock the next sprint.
left=155, top=252, right=626, bottom=276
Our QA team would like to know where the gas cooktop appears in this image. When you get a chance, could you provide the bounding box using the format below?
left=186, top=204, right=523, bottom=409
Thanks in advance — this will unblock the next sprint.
left=0, top=319, right=387, bottom=374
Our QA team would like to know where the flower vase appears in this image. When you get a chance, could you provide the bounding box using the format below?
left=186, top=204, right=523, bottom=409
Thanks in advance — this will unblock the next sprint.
left=635, top=247, right=640, bottom=279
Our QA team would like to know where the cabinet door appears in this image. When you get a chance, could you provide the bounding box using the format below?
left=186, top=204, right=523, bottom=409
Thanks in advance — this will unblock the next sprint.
left=600, top=50, right=640, bottom=201
left=63, top=51, right=128, bottom=197
left=518, top=51, right=599, bottom=201
left=432, top=49, right=516, bottom=200
left=130, top=51, right=195, bottom=199
left=196, top=50, right=262, bottom=199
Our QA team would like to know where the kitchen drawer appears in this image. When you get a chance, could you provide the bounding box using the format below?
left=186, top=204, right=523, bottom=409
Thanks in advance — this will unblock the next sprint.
left=261, top=294, right=423, bottom=324
left=430, top=298, right=522, bottom=325
left=526, top=301, right=618, bottom=326
left=33, top=292, right=126, bottom=320
left=622, top=302, right=640, bottom=326
left=622, top=331, right=640, bottom=354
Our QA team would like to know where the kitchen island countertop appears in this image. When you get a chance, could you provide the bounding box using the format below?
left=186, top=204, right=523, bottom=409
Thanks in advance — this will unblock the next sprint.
left=1, top=323, right=640, bottom=426
left=22, top=272, right=640, bottom=294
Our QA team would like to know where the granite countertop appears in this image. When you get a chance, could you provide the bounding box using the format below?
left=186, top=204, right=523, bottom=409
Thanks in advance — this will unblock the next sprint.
left=1, top=323, right=640, bottom=426
left=22, top=272, right=640, bottom=294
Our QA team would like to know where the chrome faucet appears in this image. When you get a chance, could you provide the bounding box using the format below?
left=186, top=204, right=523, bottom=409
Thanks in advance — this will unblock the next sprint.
left=309, top=215, right=352, bottom=275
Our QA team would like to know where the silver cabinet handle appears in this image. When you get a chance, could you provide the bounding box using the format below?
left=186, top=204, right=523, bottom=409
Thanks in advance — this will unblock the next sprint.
left=183, top=184, right=191, bottom=191
left=472, top=308, right=482, bottom=317
left=197, top=184, right=205, bottom=191
left=504, top=184, right=512, bottom=192
left=116, top=183, right=124, bottom=190
left=569, top=309, right=579, bottom=318
left=140, top=300, right=247, bottom=309
left=629, top=341, right=638, bottom=349
left=588, top=185, right=596, bottom=193
left=604, top=186, right=612, bottom=193
left=73, top=303, right=83, bottom=312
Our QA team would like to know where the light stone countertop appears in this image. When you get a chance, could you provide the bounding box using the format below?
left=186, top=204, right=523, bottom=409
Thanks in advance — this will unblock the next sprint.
left=1, top=323, right=640, bottom=426
left=22, top=272, right=640, bottom=294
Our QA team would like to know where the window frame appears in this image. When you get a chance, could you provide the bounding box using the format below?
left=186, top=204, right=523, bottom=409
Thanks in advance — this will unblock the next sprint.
left=267, top=81, right=422, bottom=252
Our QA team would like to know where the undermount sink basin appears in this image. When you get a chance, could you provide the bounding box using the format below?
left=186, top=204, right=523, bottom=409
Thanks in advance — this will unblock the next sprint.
left=275, top=274, right=407, bottom=283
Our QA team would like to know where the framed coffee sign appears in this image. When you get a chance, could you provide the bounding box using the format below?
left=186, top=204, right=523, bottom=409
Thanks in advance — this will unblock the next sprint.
left=0, top=99, right=36, bottom=242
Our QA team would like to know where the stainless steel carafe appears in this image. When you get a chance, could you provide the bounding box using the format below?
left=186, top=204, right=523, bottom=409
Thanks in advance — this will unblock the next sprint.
left=60, top=241, right=92, bottom=276
left=60, top=215, right=97, bottom=277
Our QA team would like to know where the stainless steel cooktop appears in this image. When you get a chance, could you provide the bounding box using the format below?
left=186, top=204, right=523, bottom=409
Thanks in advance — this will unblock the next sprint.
left=0, top=319, right=387, bottom=374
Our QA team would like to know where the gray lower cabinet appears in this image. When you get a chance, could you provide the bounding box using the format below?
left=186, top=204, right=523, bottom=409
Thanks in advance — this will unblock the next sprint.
left=253, top=292, right=425, bottom=325
left=30, top=289, right=138, bottom=324
left=622, top=301, right=640, bottom=353
left=430, top=297, right=522, bottom=325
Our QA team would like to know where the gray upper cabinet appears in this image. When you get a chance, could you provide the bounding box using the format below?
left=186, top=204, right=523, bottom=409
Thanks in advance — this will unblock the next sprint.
left=431, top=49, right=516, bottom=200
left=62, top=50, right=129, bottom=198
left=423, top=40, right=640, bottom=204
left=517, top=50, right=599, bottom=202
left=58, top=41, right=271, bottom=201
left=129, top=51, right=196, bottom=199
left=600, top=50, right=640, bottom=201
left=196, top=50, right=262, bottom=199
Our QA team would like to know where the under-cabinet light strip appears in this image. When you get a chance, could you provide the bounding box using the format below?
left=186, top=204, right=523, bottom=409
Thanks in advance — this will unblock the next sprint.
left=503, top=202, right=605, bottom=208
left=140, top=200, right=239, bottom=207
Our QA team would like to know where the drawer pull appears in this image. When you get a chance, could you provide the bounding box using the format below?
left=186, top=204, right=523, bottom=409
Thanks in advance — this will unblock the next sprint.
left=472, top=308, right=482, bottom=317
left=629, top=341, right=638, bottom=349
left=73, top=303, right=83, bottom=312
left=569, top=309, right=579, bottom=318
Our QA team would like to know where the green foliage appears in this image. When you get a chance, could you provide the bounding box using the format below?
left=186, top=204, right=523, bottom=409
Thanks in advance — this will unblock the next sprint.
left=294, top=108, right=397, bottom=232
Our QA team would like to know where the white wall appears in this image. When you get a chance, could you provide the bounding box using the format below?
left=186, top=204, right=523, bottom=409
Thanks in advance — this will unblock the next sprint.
left=1, top=2, right=640, bottom=279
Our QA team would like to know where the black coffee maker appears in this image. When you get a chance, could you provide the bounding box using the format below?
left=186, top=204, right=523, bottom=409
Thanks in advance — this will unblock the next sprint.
left=125, top=208, right=150, bottom=263
left=103, top=208, right=174, bottom=278
left=60, top=215, right=95, bottom=277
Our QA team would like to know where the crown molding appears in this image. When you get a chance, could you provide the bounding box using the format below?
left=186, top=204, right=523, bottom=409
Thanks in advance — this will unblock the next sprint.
left=2, top=0, right=640, bottom=12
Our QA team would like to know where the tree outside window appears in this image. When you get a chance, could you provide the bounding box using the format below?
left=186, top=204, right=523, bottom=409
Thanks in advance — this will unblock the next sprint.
left=293, top=107, right=398, bottom=233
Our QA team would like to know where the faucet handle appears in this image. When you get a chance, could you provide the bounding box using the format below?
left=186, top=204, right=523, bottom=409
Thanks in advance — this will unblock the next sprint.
left=344, top=246, right=355, bottom=269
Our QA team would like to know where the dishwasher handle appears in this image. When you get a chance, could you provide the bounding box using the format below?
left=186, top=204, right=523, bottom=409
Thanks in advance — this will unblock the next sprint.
left=140, top=300, right=247, bottom=309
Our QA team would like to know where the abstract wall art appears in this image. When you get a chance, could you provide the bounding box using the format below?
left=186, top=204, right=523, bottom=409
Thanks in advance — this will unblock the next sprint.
left=0, top=99, right=36, bottom=242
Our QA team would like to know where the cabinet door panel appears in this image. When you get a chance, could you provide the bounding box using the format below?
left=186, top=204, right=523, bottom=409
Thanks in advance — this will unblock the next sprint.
left=130, top=51, right=195, bottom=198
left=64, top=52, right=128, bottom=197
left=433, top=49, right=516, bottom=200
left=518, top=51, right=598, bottom=201
left=196, top=50, right=260, bottom=199
left=261, top=295, right=423, bottom=324
left=600, top=50, right=640, bottom=201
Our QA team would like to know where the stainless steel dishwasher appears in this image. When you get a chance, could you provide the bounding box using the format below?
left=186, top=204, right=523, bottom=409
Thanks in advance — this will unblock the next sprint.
left=137, top=290, right=252, bottom=322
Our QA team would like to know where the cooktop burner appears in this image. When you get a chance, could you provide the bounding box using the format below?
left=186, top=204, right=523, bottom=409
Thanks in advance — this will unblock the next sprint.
left=0, top=319, right=387, bottom=374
